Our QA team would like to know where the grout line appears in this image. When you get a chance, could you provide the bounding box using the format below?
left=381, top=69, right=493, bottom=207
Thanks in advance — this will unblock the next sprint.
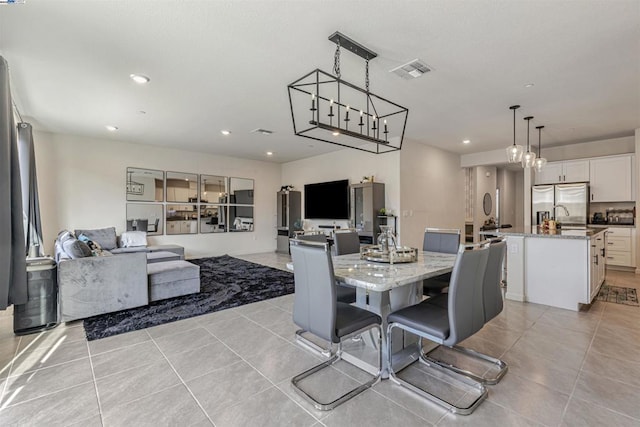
left=558, top=298, right=604, bottom=424
left=86, top=340, right=106, bottom=427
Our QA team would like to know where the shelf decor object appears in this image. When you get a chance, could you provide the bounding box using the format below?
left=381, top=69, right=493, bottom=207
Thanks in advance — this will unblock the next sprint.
left=534, top=125, right=547, bottom=172
left=521, top=116, right=537, bottom=168
left=288, top=31, right=409, bottom=154
left=505, top=105, right=524, bottom=163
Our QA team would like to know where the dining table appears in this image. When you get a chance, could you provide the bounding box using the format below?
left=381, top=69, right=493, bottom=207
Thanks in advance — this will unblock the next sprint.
left=329, top=250, right=456, bottom=378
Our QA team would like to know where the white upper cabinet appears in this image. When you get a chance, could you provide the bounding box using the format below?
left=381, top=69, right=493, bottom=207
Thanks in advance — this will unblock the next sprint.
left=534, top=160, right=589, bottom=184
left=590, top=155, right=634, bottom=202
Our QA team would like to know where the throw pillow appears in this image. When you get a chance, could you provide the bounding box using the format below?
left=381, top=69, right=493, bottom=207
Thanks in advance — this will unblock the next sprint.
left=120, top=231, right=148, bottom=248
left=74, top=227, right=117, bottom=250
left=78, top=233, right=110, bottom=257
left=62, top=238, right=92, bottom=259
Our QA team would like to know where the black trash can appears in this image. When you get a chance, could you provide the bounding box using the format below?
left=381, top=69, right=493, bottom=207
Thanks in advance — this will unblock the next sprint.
left=14, top=257, right=59, bottom=335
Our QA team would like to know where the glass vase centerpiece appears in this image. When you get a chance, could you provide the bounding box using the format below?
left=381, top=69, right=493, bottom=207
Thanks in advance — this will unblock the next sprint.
left=377, top=225, right=397, bottom=255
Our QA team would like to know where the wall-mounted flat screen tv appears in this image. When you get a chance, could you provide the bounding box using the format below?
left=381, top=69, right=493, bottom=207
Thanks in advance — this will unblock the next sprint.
left=304, top=179, right=349, bottom=220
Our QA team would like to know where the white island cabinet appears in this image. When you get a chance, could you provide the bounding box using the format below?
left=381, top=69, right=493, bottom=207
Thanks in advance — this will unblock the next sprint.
left=499, top=227, right=607, bottom=311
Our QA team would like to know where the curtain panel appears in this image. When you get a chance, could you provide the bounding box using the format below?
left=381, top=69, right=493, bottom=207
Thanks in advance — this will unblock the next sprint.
left=18, top=122, right=44, bottom=257
left=0, top=56, right=27, bottom=310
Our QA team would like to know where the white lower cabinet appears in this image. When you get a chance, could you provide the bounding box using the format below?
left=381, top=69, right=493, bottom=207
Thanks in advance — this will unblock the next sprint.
left=605, top=227, right=636, bottom=268
left=589, top=233, right=606, bottom=301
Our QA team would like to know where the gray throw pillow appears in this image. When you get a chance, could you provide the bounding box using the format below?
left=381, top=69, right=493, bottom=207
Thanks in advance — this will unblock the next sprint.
left=74, top=227, right=117, bottom=250
left=62, top=238, right=92, bottom=259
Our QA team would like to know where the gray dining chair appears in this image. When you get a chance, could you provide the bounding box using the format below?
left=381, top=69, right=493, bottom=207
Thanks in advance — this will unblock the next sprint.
left=423, top=238, right=508, bottom=384
left=422, top=227, right=461, bottom=296
left=331, top=230, right=360, bottom=303
left=333, top=230, right=361, bottom=255
left=386, top=242, right=490, bottom=415
left=290, top=239, right=382, bottom=411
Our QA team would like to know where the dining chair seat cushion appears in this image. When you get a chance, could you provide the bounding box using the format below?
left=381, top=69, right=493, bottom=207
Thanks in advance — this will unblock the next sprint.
left=337, top=284, right=357, bottom=304
left=425, top=293, right=448, bottom=309
left=335, top=302, right=381, bottom=341
left=387, top=302, right=449, bottom=340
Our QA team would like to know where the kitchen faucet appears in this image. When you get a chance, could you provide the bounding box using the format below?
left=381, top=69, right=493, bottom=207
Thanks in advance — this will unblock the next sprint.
left=553, top=204, right=570, bottom=217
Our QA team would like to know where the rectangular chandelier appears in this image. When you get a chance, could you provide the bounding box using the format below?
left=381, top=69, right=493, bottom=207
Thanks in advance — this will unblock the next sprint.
left=287, top=32, right=409, bottom=154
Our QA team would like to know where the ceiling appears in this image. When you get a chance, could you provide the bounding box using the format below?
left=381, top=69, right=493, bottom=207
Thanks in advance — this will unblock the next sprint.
left=1, top=0, right=639, bottom=163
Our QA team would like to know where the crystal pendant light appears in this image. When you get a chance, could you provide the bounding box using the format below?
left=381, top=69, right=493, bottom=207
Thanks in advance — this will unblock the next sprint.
left=534, top=125, right=547, bottom=172
left=506, top=105, right=524, bottom=163
left=521, top=116, right=537, bottom=168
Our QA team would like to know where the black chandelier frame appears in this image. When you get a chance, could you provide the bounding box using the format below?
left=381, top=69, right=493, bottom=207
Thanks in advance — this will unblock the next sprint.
left=287, top=32, right=409, bottom=154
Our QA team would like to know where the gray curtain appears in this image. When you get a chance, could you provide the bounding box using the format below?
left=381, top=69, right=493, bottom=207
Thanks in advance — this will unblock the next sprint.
left=0, top=56, right=27, bottom=310
left=17, top=122, right=44, bottom=256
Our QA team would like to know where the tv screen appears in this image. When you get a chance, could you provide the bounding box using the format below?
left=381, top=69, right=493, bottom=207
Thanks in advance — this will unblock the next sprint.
left=304, top=179, right=349, bottom=220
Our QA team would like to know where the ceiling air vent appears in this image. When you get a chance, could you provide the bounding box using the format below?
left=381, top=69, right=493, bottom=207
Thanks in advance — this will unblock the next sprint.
left=390, top=59, right=432, bottom=79
left=251, top=128, right=274, bottom=135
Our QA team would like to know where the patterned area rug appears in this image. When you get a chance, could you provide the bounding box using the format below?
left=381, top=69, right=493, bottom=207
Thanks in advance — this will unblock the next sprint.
left=596, top=284, right=639, bottom=306
left=83, top=255, right=294, bottom=341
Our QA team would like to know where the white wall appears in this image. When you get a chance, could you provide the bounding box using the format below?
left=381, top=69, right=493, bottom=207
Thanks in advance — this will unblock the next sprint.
left=496, top=168, right=518, bottom=227
left=474, top=166, right=497, bottom=241
left=281, top=147, right=400, bottom=231
left=399, top=140, right=465, bottom=249
left=34, top=131, right=281, bottom=258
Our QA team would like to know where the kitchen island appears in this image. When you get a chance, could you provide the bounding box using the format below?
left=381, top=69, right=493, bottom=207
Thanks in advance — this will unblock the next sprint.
left=488, top=227, right=607, bottom=311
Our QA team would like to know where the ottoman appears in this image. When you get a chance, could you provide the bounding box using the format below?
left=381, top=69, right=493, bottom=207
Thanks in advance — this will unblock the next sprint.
left=147, top=260, right=200, bottom=302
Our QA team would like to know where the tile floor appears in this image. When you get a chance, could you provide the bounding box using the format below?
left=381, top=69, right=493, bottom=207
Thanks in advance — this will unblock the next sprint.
left=1, top=253, right=640, bottom=426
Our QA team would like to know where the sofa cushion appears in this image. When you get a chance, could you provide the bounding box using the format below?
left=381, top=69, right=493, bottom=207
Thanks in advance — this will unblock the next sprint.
left=120, top=231, right=148, bottom=248
left=111, top=246, right=150, bottom=254
left=74, top=227, right=117, bottom=250
left=62, top=238, right=92, bottom=259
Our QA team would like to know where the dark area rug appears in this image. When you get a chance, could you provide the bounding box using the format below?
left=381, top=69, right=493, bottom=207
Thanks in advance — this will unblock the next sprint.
left=596, top=284, right=639, bottom=306
left=83, top=255, right=294, bottom=341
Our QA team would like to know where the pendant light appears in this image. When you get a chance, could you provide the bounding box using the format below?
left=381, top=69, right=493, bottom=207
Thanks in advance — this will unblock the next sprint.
left=521, top=116, right=536, bottom=168
left=534, top=125, right=547, bottom=172
left=506, top=105, right=524, bottom=163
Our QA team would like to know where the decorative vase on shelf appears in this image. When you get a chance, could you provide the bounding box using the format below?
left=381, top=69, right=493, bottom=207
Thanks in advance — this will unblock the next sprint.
left=377, top=225, right=397, bottom=254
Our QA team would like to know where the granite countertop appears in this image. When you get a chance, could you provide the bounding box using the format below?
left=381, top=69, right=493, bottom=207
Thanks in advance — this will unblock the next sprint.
left=332, top=251, right=456, bottom=292
left=588, top=223, right=635, bottom=228
left=491, top=226, right=608, bottom=239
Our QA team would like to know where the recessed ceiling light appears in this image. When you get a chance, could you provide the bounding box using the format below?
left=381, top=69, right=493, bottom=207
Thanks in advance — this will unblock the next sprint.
left=105, top=125, right=118, bottom=131
left=462, top=139, right=471, bottom=144
left=332, top=131, right=340, bottom=136
left=524, top=83, right=535, bottom=88
left=221, top=130, right=231, bottom=136
left=266, top=151, right=273, bottom=156
left=130, top=74, right=150, bottom=84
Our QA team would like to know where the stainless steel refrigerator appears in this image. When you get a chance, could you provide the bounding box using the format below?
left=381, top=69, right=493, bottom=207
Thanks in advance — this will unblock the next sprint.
left=531, top=182, right=589, bottom=226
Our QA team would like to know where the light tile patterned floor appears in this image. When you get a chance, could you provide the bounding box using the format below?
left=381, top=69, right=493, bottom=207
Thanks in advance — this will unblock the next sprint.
left=0, top=255, right=639, bottom=426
